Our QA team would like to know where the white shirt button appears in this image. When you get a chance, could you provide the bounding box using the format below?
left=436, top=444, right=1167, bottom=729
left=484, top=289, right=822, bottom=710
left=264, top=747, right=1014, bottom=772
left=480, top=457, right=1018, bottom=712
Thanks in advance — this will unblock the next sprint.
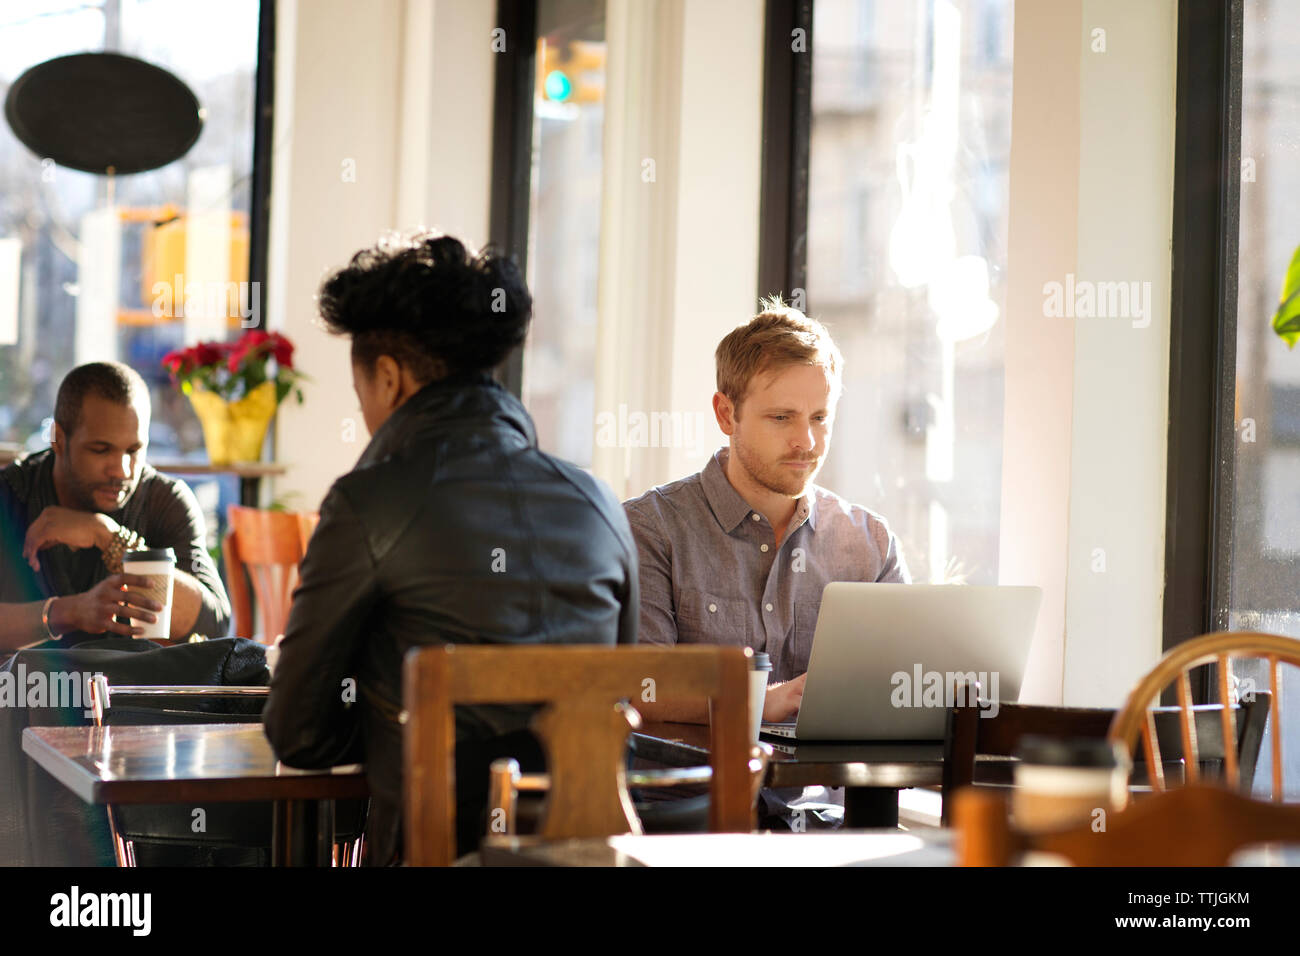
left=751, top=513, right=761, bottom=521
left=708, top=603, right=717, bottom=613
left=765, top=603, right=774, bottom=612
left=760, top=544, right=769, bottom=553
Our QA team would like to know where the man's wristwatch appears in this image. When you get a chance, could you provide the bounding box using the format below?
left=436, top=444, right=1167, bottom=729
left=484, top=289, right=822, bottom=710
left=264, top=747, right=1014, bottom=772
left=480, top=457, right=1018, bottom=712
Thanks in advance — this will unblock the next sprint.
left=102, top=526, right=145, bottom=573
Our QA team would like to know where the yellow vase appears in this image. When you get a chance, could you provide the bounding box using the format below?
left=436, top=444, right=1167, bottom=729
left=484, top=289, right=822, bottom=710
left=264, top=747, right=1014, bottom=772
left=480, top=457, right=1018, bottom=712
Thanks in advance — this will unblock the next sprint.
left=187, top=381, right=278, bottom=465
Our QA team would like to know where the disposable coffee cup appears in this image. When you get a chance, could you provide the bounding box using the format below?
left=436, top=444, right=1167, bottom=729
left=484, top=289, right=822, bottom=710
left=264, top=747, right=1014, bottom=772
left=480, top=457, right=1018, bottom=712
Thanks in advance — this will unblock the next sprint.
left=749, top=652, right=772, bottom=742
left=121, top=547, right=175, bottom=640
left=1012, top=736, right=1130, bottom=833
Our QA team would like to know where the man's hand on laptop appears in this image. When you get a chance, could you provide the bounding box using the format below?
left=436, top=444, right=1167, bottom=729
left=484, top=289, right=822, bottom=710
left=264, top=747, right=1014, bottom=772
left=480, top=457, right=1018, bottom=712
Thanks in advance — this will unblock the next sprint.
left=762, top=673, right=807, bottom=722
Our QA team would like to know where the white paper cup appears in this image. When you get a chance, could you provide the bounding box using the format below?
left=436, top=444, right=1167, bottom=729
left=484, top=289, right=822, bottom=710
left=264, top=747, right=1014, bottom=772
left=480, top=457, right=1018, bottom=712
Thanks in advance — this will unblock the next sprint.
left=122, top=547, right=176, bottom=640
left=1012, top=736, right=1130, bottom=832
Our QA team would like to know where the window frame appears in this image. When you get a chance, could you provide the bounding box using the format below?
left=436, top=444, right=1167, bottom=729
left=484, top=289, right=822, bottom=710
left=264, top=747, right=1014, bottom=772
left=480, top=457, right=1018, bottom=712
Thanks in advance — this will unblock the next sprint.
left=488, top=0, right=540, bottom=400
left=249, top=0, right=277, bottom=337
left=1163, top=0, right=1242, bottom=665
left=762, top=0, right=1248, bottom=668
left=757, top=0, right=813, bottom=301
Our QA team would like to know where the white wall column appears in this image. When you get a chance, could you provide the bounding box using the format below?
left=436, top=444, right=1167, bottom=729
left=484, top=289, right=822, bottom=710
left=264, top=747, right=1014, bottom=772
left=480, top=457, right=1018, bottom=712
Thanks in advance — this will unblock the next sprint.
left=593, top=0, right=764, bottom=500
left=1001, top=0, right=1177, bottom=706
left=999, top=0, right=1082, bottom=703
left=1063, top=0, right=1177, bottom=705
left=269, top=0, right=494, bottom=510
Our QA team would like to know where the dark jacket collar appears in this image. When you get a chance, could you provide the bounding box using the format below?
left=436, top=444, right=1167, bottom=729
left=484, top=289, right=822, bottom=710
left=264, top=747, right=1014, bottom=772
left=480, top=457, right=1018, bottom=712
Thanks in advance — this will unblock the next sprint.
left=355, top=371, right=537, bottom=470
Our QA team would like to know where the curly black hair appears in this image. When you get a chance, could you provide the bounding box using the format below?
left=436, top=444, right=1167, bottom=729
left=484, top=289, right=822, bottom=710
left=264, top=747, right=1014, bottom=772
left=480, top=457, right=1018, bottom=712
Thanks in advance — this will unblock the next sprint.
left=317, top=234, right=532, bottom=381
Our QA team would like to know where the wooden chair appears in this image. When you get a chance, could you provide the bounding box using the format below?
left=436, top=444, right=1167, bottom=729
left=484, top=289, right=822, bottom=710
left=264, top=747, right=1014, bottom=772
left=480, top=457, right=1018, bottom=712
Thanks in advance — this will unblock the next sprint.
left=402, top=644, right=755, bottom=866
left=954, top=782, right=1300, bottom=866
left=1108, top=631, right=1300, bottom=800
left=940, top=695, right=1272, bottom=825
left=222, top=505, right=319, bottom=644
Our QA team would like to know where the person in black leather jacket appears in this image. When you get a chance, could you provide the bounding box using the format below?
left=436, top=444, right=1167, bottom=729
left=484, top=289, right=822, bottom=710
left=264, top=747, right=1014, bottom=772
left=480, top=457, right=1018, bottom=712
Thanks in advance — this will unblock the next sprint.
left=262, top=234, right=638, bottom=865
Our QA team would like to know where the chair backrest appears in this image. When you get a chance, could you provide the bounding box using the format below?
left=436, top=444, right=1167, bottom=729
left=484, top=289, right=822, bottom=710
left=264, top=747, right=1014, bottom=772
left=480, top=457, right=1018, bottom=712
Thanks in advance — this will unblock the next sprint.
left=222, top=505, right=319, bottom=643
left=402, top=644, right=753, bottom=866
left=954, top=782, right=1300, bottom=866
left=1109, top=631, right=1300, bottom=800
left=941, top=696, right=1273, bottom=824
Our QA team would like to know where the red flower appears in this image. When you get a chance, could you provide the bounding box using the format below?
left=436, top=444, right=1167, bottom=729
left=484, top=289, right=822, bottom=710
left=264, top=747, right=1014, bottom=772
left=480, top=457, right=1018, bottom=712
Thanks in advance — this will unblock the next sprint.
left=162, top=331, right=298, bottom=382
left=268, top=333, right=294, bottom=369
left=160, top=350, right=189, bottom=377
left=225, top=330, right=266, bottom=372
left=193, top=343, right=224, bottom=367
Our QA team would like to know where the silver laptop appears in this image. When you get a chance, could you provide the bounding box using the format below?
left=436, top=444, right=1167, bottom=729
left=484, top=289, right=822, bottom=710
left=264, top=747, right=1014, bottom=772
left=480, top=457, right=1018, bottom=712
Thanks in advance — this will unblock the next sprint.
left=761, top=582, right=1043, bottom=742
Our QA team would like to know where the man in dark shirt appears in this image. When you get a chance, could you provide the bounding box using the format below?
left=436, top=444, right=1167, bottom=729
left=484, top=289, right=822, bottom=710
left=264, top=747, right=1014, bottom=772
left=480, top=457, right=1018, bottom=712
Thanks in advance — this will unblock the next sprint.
left=0, top=362, right=231, bottom=650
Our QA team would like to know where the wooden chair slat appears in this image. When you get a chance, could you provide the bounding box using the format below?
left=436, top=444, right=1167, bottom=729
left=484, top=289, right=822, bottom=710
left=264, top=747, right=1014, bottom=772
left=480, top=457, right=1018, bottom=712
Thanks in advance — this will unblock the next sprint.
left=438, top=645, right=738, bottom=702
left=224, top=505, right=319, bottom=643
left=533, top=700, right=643, bottom=839
left=707, top=650, right=754, bottom=832
left=1141, top=710, right=1165, bottom=791
left=1270, top=655, right=1283, bottom=803
left=1177, top=671, right=1199, bottom=783
left=1217, top=653, right=1239, bottom=787
left=402, top=645, right=456, bottom=867
left=221, top=529, right=253, bottom=640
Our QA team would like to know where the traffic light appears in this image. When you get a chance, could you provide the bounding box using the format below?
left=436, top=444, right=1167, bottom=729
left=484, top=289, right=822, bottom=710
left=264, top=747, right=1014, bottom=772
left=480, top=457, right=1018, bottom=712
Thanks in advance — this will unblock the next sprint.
left=537, top=39, right=605, bottom=106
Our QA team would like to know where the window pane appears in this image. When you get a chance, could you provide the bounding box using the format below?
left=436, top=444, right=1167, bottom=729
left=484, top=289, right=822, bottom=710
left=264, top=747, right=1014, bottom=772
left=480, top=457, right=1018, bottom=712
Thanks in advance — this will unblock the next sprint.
left=521, top=0, right=606, bottom=467
left=0, top=0, right=261, bottom=462
left=807, top=0, right=1014, bottom=585
left=1229, top=0, right=1300, bottom=798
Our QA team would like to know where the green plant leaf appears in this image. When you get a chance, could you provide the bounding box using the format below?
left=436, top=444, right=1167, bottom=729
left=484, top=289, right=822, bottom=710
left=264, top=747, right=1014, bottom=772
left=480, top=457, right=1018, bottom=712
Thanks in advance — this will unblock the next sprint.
left=1271, top=243, right=1300, bottom=348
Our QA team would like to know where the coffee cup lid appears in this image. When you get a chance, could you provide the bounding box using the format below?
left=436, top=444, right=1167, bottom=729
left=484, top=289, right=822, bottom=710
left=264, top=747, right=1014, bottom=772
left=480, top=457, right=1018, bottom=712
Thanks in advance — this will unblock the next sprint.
left=123, top=547, right=176, bottom=564
left=750, top=651, right=772, bottom=671
left=1015, top=735, right=1126, bottom=768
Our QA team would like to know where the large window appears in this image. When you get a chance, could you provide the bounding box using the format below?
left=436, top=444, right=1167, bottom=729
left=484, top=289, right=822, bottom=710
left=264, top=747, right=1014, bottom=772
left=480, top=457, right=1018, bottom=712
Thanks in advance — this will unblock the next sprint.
left=519, top=0, right=607, bottom=468
left=805, top=0, right=1013, bottom=585
left=1228, top=0, right=1300, bottom=797
left=0, top=0, right=262, bottom=461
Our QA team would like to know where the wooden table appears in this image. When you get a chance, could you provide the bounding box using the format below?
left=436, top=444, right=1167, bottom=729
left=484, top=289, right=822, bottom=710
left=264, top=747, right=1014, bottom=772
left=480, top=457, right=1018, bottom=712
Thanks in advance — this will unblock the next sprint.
left=145, top=461, right=287, bottom=508
left=478, top=829, right=955, bottom=866
left=22, top=723, right=367, bottom=866
left=633, top=720, right=944, bottom=827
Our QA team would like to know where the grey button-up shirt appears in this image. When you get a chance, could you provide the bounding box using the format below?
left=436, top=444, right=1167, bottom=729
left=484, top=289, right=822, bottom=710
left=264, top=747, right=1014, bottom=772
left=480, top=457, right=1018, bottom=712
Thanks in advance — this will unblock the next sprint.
left=624, top=447, right=909, bottom=683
